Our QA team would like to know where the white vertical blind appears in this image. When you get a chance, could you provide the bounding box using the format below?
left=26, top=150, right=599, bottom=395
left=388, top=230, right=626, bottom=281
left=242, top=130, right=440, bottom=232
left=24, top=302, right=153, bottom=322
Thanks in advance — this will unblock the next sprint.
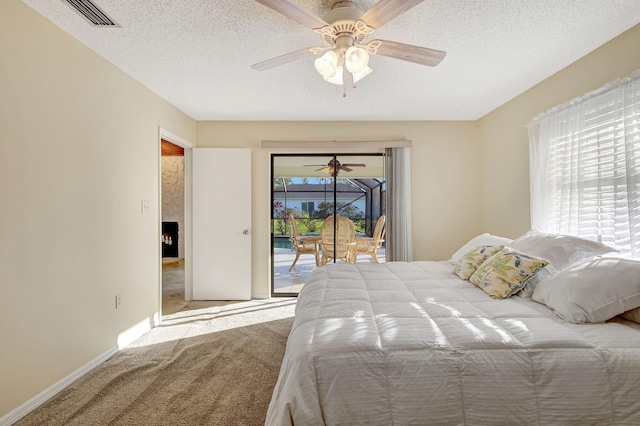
left=528, top=70, right=640, bottom=258
left=385, top=147, right=413, bottom=261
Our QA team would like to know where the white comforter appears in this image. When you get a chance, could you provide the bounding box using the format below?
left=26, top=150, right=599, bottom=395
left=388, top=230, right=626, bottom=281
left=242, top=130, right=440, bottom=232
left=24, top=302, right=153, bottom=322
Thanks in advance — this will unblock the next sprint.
left=266, top=261, right=640, bottom=426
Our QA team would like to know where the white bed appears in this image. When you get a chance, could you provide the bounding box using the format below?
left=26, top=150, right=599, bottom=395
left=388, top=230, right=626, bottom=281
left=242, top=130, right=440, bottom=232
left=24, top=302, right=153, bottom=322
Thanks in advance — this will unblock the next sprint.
left=266, top=258, right=640, bottom=425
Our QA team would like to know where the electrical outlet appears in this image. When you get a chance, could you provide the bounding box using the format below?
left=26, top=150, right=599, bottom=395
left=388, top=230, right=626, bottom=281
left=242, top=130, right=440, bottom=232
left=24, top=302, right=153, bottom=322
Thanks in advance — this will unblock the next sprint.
left=141, top=200, right=150, bottom=214
left=115, top=294, right=122, bottom=310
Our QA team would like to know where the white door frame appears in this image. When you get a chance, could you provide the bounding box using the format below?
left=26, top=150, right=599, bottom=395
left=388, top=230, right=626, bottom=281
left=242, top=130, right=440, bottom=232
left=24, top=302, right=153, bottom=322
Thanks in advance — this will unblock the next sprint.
left=158, top=127, right=194, bottom=320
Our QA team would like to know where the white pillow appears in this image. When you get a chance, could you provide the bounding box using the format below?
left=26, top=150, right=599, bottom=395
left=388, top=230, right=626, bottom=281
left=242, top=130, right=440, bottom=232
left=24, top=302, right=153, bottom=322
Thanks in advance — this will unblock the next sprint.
left=510, top=229, right=617, bottom=297
left=532, top=258, right=640, bottom=323
left=450, top=233, right=513, bottom=265
left=510, top=229, right=617, bottom=272
left=517, top=268, right=552, bottom=298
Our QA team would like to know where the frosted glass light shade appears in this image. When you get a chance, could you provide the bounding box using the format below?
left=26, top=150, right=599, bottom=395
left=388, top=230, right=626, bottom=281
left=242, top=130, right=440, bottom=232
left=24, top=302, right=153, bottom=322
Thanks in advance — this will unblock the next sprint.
left=323, top=66, right=344, bottom=85
left=345, top=46, right=369, bottom=73
left=353, top=66, right=373, bottom=83
left=314, top=50, right=339, bottom=78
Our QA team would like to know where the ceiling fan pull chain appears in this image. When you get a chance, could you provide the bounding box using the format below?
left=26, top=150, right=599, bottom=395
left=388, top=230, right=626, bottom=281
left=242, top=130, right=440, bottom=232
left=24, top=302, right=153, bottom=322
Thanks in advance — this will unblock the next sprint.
left=342, top=56, right=348, bottom=97
left=342, top=52, right=346, bottom=97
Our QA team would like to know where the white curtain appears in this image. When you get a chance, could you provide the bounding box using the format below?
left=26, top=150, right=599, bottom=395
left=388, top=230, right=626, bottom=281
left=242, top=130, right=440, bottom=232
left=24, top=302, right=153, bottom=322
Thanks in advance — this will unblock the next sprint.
left=385, top=147, right=413, bottom=261
left=527, top=70, right=640, bottom=259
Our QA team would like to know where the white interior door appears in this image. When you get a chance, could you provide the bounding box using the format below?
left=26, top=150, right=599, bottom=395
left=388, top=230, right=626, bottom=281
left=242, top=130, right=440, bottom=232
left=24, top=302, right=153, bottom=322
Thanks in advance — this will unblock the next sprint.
left=192, top=148, right=251, bottom=300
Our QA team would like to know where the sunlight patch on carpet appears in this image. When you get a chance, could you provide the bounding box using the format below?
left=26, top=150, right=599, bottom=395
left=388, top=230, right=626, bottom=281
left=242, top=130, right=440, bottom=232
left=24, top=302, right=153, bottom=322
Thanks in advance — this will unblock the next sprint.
left=126, top=298, right=297, bottom=348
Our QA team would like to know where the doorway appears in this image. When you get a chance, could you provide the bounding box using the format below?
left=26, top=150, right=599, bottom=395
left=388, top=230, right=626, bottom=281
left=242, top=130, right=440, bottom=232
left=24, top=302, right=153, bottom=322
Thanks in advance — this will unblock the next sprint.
left=271, top=153, right=386, bottom=296
left=161, top=139, right=187, bottom=315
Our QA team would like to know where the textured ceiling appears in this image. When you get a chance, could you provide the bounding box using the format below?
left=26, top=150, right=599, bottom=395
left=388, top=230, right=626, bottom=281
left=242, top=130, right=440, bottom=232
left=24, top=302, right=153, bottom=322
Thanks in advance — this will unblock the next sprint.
left=21, top=0, right=640, bottom=121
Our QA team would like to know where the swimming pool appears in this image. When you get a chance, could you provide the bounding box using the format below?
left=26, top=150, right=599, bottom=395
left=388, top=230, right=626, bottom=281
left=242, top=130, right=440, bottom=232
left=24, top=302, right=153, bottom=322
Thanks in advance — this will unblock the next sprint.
left=273, top=237, right=292, bottom=249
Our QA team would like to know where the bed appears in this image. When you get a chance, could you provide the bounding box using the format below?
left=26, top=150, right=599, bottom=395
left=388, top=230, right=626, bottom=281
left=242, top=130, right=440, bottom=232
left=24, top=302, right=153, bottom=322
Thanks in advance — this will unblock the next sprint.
left=266, top=231, right=640, bottom=425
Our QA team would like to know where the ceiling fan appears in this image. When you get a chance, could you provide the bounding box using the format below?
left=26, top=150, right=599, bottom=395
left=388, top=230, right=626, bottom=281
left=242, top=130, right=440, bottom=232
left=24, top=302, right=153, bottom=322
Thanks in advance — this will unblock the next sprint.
left=305, top=158, right=366, bottom=177
left=251, top=0, right=446, bottom=94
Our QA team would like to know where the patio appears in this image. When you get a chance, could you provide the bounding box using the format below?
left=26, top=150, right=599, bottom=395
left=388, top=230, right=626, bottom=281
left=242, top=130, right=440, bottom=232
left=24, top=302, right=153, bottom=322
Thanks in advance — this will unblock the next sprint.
left=273, top=245, right=386, bottom=294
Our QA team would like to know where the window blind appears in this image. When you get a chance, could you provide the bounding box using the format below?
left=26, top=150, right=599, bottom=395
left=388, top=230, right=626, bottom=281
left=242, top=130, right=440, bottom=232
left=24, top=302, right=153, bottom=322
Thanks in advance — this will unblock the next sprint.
left=528, top=71, right=640, bottom=259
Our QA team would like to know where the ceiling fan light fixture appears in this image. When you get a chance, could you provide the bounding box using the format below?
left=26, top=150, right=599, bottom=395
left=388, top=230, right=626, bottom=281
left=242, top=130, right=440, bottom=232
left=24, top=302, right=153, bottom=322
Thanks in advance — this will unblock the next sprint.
left=353, top=66, right=373, bottom=83
left=345, top=46, right=369, bottom=73
left=251, top=0, right=447, bottom=93
left=323, top=65, right=344, bottom=85
left=314, top=50, right=339, bottom=78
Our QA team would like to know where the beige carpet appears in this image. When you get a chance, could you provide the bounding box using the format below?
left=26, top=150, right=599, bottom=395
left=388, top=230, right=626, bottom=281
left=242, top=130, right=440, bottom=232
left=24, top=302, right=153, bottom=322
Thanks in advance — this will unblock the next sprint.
left=16, top=299, right=296, bottom=426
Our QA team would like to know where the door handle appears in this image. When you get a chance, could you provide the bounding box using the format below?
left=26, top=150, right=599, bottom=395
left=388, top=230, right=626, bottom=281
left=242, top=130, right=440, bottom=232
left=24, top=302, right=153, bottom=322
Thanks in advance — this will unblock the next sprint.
left=243, top=229, right=250, bottom=235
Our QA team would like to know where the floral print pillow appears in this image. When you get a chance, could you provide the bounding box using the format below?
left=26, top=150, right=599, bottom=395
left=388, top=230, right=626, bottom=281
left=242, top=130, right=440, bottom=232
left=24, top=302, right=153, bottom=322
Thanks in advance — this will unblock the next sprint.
left=455, top=245, right=504, bottom=280
left=469, top=247, right=549, bottom=299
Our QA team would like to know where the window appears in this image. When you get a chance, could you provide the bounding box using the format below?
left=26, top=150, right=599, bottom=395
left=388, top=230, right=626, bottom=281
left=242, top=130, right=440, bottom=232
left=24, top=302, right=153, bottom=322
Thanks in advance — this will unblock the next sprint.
left=528, top=70, right=640, bottom=259
left=301, top=202, right=315, bottom=216
left=270, top=154, right=387, bottom=296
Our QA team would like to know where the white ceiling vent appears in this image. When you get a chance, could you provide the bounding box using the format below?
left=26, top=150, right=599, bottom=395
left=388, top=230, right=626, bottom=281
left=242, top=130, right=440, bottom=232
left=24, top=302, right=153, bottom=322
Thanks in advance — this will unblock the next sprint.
left=62, top=0, right=119, bottom=27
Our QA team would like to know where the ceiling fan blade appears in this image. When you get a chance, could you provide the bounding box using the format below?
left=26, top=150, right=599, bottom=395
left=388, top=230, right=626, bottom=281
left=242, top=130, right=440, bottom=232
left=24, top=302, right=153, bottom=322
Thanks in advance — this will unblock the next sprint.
left=369, top=39, right=446, bottom=67
left=251, top=47, right=316, bottom=71
left=253, top=0, right=327, bottom=30
left=340, top=166, right=353, bottom=172
left=341, top=163, right=366, bottom=167
left=358, top=0, right=424, bottom=30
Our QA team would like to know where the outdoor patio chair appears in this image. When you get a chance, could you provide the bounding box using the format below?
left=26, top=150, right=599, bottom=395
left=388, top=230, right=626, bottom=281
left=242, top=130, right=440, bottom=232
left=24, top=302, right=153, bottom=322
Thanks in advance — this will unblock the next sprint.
left=354, top=215, right=386, bottom=263
left=288, top=213, right=320, bottom=271
left=319, top=215, right=356, bottom=265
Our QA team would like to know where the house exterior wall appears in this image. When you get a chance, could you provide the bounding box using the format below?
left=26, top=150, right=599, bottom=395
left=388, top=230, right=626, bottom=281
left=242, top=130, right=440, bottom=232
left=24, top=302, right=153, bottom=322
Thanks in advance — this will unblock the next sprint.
left=273, top=196, right=367, bottom=218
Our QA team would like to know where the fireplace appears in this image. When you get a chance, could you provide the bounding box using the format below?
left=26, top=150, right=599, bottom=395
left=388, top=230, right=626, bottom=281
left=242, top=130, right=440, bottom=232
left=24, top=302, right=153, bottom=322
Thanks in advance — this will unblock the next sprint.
left=162, top=222, right=179, bottom=258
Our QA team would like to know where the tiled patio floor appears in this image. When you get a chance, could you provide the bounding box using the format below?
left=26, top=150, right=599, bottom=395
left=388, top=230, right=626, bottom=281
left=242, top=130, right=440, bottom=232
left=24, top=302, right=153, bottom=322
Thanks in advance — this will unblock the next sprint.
left=161, top=247, right=386, bottom=307
left=273, top=246, right=385, bottom=294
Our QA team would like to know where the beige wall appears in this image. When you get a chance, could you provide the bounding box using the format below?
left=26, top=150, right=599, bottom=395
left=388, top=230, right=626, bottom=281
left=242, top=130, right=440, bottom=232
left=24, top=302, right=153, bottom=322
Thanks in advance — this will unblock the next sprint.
left=197, top=23, right=640, bottom=299
left=479, top=23, right=640, bottom=238
left=0, top=0, right=195, bottom=418
left=3, top=0, right=639, bottom=419
left=196, top=121, right=482, bottom=296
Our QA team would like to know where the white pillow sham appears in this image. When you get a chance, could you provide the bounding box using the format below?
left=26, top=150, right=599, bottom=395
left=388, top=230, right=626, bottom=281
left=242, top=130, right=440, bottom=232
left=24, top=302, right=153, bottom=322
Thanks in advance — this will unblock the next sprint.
left=517, top=268, right=552, bottom=298
left=511, top=230, right=618, bottom=297
left=532, top=258, right=640, bottom=324
left=450, top=233, right=513, bottom=265
left=510, top=229, right=617, bottom=272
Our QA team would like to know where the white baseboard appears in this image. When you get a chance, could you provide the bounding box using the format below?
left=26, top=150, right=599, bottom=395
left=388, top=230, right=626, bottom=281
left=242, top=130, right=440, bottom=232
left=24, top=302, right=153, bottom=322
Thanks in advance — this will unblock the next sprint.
left=0, top=346, right=118, bottom=426
left=252, top=293, right=270, bottom=299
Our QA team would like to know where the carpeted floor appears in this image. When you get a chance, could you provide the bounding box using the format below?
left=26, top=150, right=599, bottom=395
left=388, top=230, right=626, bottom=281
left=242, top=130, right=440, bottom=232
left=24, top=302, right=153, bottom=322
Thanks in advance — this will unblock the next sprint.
left=16, top=299, right=296, bottom=426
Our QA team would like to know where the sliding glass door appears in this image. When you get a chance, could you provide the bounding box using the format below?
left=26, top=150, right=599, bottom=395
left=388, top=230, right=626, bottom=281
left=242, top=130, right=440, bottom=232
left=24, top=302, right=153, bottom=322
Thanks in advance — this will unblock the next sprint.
left=271, top=153, right=386, bottom=296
